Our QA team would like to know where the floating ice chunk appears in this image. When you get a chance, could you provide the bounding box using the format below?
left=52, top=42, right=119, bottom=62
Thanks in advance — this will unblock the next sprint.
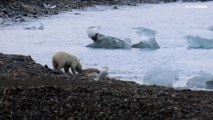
left=143, top=66, right=178, bottom=87
left=185, top=35, right=213, bottom=49
left=86, top=27, right=131, bottom=49
left=131, top=38, right=160, bottom=49
left=38, top=23, right=44, bottom=30
left=24, top=23, right=44, bottom=30
left=209, top=26, right=213, bottom=31
left=86, top=34, right=131, bottom=49
left=132, top=27, right=157, bottom=39
left=24, top=26, right=37, bottom=30
left=132, top=27, right=160, bottom=49
left=186, top=72, right=213, bottom=89
left=86, top=26, right=159, bottom=49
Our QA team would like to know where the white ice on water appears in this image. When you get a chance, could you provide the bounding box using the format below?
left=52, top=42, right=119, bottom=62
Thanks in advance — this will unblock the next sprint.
left=131, top=27, right=160, bottom=49
left=86, top=26, right=132, bottom=49
left=24, top=23, right=44, bottom=30
left=143, top=65, right=178, bottom=87
left=132, top=27, right=157, bottom=39
left=185, top=35, right=213, bottom=49
left=186, top=71, right=213, bottom=89
left=86, top=26, right=159, bottom=49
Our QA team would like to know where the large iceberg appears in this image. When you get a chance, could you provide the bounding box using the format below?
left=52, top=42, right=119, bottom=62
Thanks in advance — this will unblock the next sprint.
left=185, top=35, right=213, bottom=49
left=86, top=26, right=160, bottom=49
left=186, top=72, right=213, bottom=89
left=132, top=27, right=160, bottom=49
left=86, top=34, right=132, bottom=49
left=86, top=27, right=131, bottom=49
left=143, top=65, right=178, bottom=87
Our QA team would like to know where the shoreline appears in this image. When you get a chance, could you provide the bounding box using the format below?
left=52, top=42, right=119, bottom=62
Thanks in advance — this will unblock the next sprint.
left=0, top=0, right=208, bottom=26
left=0, top=52, right=213, bottom=119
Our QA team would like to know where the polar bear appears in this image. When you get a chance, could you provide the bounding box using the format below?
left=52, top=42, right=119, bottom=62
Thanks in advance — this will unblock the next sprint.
left=52, top=51, right=82, bottom=74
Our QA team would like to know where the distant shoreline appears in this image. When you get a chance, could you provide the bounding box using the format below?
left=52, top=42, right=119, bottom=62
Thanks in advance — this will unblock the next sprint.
left=0, top=0, right=209, bottom=26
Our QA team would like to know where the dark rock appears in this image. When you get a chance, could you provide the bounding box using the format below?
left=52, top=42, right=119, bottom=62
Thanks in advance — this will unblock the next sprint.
left=74, top=13, right=81, bottom=15
left=113, top=6, right=118, bottom=9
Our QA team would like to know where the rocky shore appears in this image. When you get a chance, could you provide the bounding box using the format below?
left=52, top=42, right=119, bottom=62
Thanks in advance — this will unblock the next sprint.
left=0, top=0, right=92, bottom=25
left=0, top=53, right=213, bottom=119
left=1, top=0, right=213, bottom=119
left=0, top=0, right=209, bottom=26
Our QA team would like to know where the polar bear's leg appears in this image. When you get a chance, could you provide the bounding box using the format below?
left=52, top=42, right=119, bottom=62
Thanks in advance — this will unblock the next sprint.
left=64, top=66, right=70, bottom=73
left=71, top=67, right=76, bottom=74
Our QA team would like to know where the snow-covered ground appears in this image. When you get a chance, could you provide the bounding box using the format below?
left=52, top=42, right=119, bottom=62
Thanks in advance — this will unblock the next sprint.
left=1, top=1, right=213, bottom=88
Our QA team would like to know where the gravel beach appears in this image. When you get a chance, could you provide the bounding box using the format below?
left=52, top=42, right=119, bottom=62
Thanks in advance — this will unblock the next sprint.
left=0, top=53, right=213, bottom=119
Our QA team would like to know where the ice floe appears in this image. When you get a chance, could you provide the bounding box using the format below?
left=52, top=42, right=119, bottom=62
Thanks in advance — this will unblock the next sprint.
left=143, top=65, right=179, bottom=87
left=185, top=35, right=213, bottom=49
left=86, top=26, right=160, bottom=49
left=186, top=71, right=213, bottom=89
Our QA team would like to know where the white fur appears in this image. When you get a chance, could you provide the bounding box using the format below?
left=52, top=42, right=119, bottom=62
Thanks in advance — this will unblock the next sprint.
left=52, top=51, right=82, bottom=74
left=87, top=26, right=100, bottom=38
left=87, top=72, right=99, bottom=78
left=95, top=66, right=109, bottom=80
